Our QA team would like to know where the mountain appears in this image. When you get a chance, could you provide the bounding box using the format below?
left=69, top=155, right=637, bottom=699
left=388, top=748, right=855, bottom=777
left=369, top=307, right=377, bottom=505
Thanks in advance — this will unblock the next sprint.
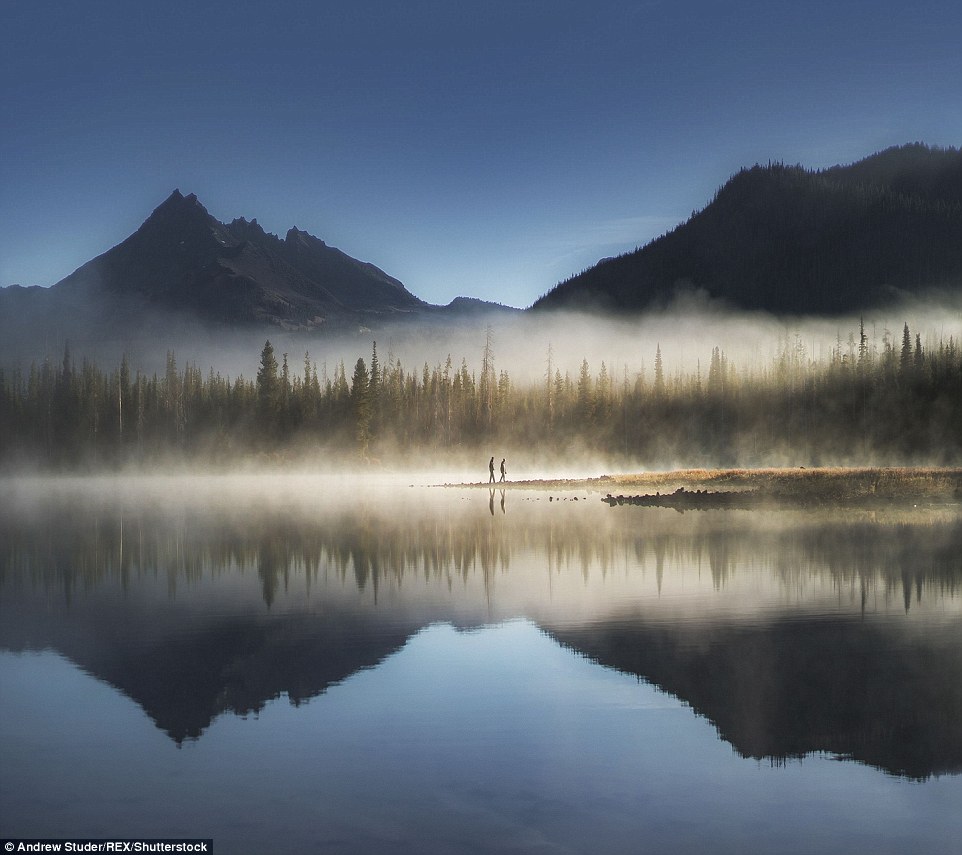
left=533, top=143, right=962, bottom=315
left=4, top=143, right=960, bottom=366
left=0, top=191, right=519, bottom=365
left=47, top=189, right=426, bottom=327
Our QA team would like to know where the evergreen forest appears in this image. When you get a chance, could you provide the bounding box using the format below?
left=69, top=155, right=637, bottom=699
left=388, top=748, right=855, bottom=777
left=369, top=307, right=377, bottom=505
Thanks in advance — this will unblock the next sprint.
left=1, top=321, right=961, bottom=469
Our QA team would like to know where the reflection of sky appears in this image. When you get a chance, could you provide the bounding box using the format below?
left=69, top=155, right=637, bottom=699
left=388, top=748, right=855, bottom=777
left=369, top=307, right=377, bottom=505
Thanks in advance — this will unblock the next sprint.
left=3, top=622, right=961, bottom=854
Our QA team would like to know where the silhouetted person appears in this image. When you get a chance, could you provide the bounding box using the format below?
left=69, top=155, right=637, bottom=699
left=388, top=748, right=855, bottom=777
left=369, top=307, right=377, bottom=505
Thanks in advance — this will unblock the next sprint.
left=499, top=458, right=506, bottom=482
left=489, top=456, right=496, bottom=483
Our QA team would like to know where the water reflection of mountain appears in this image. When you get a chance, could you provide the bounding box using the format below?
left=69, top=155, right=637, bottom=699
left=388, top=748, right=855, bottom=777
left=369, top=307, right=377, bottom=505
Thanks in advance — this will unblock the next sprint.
left=2, top=492, right=961, bottom=775
left=4, top=592, right=960, bottom=777
left=546, top=616, right=962, bottom=780
left=0, top=590, right=422, bottom=744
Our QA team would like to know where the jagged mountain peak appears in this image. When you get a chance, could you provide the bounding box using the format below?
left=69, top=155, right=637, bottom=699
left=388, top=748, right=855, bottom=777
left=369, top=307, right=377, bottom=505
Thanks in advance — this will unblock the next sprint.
left=286, top=227, right=325, bottom=248
left=35, top=190, right=425, bottom=327
left=135, top=188, right=225, bottom=243
left=152, top=188, right=206, bottom=215
left=227, top=216, right=273, bottom=244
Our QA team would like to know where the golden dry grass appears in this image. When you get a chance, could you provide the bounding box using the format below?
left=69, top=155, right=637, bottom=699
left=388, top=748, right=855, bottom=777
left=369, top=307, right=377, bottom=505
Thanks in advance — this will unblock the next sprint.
left=475, top=467, right=962, bottom=503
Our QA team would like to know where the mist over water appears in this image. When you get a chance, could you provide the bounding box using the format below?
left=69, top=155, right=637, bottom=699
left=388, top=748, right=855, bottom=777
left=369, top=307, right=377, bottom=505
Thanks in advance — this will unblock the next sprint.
left=4, top=473, right=961, bottom=654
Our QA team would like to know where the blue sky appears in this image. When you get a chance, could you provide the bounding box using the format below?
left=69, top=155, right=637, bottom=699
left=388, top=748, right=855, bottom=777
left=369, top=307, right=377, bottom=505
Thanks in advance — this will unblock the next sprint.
left=2, top=0, right=960, bottom=307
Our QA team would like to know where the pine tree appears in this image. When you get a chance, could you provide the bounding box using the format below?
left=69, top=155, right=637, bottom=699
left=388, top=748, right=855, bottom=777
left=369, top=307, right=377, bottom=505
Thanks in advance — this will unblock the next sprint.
left=479, top=326, right=495, bottom=429
left=280, top=352, right=291, bottom=432
left=596, top=361, right=611, bottom=418
left=256, top=340, right=279, bottom=433
left=256, top=341, right=278, bottom=404
left=901, top=323, right=913, bottom=372
left=351, top=357, right=371, bottom=452
left=654, top=344, right=665, bottom=395
left=577, top=358, right=593, bottom=421
left=369, top=341, right=381, bottom=437
left=119, top=354, right=130, bottom=443
left=545, top=343, right=555, bottom=431
left=302, top=351, right=317, bottom=422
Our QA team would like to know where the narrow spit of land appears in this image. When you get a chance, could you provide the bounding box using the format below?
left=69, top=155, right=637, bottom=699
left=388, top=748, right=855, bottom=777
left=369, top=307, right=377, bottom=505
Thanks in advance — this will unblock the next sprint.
left=444, top=467, right=962, bottom=509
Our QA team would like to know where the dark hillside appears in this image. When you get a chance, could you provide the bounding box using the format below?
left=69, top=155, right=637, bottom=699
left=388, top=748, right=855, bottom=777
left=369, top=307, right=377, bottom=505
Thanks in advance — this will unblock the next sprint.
left=533, top=144, right=962, bottom=315
left=822, top=141, right=962, bottom=205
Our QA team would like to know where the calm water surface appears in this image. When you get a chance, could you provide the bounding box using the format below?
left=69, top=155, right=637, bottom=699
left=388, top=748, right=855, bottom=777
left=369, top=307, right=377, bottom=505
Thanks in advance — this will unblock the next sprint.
left=1, top=474, right=961, bottom=854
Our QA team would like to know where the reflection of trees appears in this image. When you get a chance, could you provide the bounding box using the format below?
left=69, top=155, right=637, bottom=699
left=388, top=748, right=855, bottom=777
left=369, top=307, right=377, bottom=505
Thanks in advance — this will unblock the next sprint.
left=771, top=519, right=962, bottom=613
left=2, top=501, right=961, bottom=609
left=2, top=496, right=960, bottom=772
left=257, top=530, right=292, bottom=609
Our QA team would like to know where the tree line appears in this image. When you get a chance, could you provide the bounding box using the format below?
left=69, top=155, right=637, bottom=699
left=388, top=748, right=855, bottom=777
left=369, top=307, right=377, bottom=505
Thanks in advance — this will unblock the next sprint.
left=1, top=321, right=960, bottom=468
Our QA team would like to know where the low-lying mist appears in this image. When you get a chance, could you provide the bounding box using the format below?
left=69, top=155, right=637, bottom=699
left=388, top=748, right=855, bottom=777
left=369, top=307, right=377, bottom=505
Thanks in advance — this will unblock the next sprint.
left=7, top=291, right=962, bottom=384
left=193, top=293, right=959, bottom=386
left=2, top=292, right=961, bottom=472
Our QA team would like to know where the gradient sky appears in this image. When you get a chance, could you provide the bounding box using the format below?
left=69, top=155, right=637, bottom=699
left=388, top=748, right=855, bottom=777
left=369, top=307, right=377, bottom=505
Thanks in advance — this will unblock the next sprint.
left=2, top=0, right=960, bottom=308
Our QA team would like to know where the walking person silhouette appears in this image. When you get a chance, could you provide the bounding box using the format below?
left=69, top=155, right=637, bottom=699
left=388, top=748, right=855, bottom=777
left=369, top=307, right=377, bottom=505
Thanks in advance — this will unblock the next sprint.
left=499, top=458, right=506, bottom=482
left=489, top=456, right=496, bottom=483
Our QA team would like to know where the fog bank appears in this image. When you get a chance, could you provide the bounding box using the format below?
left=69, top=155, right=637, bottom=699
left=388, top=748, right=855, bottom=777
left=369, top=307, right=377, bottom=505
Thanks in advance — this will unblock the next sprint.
left=8, top=293, right=959, bottom=385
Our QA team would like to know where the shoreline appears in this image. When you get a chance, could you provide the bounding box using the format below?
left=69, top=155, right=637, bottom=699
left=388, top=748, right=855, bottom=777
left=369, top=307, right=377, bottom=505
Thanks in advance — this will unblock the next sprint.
left=443, top=466, right=962, bottom=505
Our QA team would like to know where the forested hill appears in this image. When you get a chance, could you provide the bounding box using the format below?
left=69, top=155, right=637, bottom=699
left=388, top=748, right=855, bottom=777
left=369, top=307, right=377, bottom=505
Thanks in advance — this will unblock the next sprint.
left=532, top=143, right=962, bottom=316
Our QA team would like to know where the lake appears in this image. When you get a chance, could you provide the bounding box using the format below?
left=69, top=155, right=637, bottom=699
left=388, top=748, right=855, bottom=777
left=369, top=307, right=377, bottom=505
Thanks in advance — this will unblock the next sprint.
left=1, top=474, right=961, bottom=854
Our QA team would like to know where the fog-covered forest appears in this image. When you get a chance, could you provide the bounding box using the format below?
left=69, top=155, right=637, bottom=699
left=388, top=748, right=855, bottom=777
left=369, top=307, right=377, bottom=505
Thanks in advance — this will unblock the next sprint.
left=1, top=319, right=960, bottom=469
